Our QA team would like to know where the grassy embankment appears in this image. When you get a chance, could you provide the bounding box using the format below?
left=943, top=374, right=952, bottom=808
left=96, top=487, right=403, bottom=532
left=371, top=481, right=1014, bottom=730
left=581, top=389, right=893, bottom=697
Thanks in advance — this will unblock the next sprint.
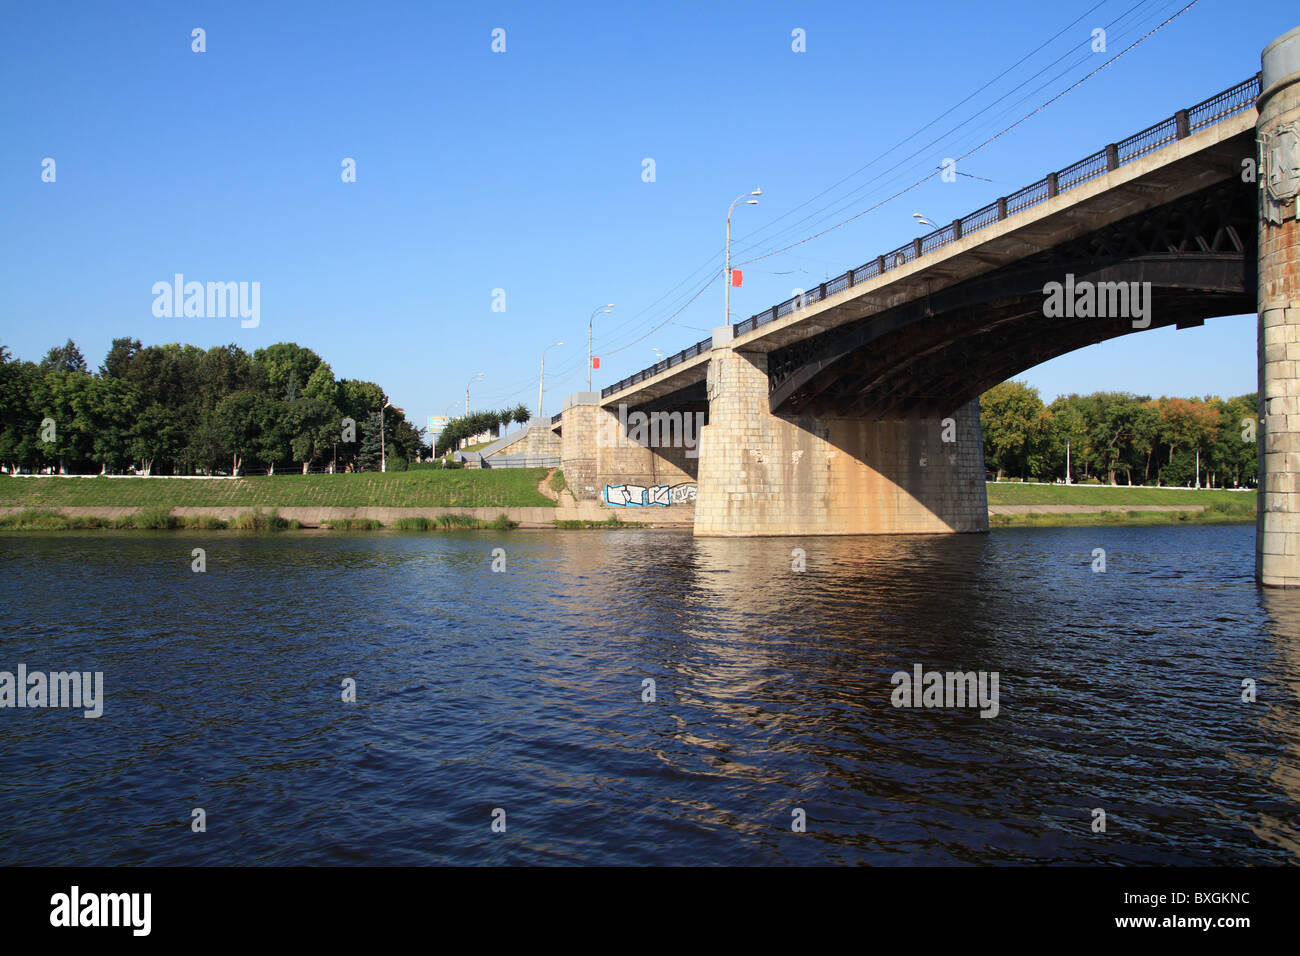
left=985, top=481, right=1256, bottom=527
left=0, top=470, right=548, bottom=531
left=0, top=469, right=552, bottom=509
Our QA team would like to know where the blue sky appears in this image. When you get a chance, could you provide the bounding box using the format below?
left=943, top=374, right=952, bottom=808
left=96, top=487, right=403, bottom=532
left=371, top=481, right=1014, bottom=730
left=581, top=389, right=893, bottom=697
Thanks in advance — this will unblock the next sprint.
left=3, top=0, right=1296, bottom=426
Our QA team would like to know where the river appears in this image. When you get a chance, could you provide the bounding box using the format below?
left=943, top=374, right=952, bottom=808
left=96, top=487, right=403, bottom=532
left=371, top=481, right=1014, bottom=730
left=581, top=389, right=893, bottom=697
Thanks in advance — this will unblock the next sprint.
left=1, top=524, right=1297, bottom=865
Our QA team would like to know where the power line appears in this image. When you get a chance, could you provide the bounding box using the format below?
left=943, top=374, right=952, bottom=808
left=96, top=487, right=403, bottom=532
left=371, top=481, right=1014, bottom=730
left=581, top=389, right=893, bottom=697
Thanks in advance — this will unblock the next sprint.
left=734, top=0, right=1200, bottom=270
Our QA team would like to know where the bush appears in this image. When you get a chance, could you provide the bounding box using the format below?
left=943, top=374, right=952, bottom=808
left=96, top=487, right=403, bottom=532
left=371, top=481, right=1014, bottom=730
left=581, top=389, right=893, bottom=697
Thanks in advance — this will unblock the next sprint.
left=437, top=513, right=480, bottom=528
left=0, top=509, right=69, bottom=530
left=388, top=457, right=408, bottom=472
left=553, top=515, right=626, bottom=529
left=131, top=506, right=177, bottom=529
left=231, top=508, right=290, bottom=530
left=330, top=517, right=382, bottom=530
left=391, top=516, right=433, bottom=530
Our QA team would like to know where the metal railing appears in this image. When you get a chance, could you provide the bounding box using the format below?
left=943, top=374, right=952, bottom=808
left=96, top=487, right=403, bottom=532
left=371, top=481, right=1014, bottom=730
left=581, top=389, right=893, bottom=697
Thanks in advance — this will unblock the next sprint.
left=482, top=455, right=561, bottom=469
left=550, top=412, right=562, bottom=425
left=601, top=74, right=1260, bottom=399
left=601, top=336, right=713, bottom=398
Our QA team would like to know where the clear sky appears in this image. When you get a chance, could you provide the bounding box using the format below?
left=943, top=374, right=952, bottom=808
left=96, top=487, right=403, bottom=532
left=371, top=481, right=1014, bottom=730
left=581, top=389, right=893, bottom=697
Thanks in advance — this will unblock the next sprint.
left=3, top=0, right=1296, bottom=426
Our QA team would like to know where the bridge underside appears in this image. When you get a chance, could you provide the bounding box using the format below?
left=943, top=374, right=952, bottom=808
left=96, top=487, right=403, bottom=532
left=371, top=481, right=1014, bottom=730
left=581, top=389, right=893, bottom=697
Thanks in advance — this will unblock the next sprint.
left=768, top=177, right=1255, bottom=417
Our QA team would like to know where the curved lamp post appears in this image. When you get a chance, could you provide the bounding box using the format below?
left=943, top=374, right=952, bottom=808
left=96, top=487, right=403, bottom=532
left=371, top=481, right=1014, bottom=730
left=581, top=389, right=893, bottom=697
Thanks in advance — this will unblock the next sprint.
left=725, top=188, right=761, bottom=324
left=587, top=304, right=614, bottom=391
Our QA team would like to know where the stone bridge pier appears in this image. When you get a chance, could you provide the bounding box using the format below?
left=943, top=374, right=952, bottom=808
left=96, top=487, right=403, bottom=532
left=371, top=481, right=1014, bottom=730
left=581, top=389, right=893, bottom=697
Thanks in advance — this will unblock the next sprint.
left=693, top=340, right=987, bottom=537
left=1258, top=25, right=1300, bottom=587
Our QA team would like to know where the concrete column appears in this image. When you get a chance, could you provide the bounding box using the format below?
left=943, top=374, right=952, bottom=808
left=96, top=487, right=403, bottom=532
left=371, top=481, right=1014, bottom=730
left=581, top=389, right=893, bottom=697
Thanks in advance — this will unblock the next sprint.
left=559, top=392, right=603, bottom=500
left=1257, top=25, right=1300, bottom=586
left=694, top=346, right=988, bottom=536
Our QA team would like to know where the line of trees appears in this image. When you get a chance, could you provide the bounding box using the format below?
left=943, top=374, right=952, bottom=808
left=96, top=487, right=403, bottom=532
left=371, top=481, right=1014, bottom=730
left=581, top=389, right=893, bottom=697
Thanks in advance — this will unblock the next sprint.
left=0, top=338, right=426, bottom=475
left=981, top=381, right=1258, bottom=487
left=435, top=407, right=531, bottom=457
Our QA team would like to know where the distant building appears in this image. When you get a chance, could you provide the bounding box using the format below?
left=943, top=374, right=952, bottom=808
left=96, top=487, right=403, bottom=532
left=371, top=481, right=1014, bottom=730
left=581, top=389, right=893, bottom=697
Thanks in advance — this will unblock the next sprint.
left=459, top=426, right=500, bottom=449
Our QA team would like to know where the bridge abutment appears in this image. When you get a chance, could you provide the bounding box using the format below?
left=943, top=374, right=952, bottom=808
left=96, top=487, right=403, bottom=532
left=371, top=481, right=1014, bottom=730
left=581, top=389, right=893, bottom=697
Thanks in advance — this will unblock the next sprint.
left=1257, top=25, right=1300, bottom=586
left=693, top=347, right=988, bottom=536
left=560, top=393, right=698, bottom=505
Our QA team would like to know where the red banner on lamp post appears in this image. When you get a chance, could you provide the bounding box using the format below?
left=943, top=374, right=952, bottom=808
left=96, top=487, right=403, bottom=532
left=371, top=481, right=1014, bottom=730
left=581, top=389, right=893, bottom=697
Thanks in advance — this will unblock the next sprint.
left=731, top=269, right=743, bottom=287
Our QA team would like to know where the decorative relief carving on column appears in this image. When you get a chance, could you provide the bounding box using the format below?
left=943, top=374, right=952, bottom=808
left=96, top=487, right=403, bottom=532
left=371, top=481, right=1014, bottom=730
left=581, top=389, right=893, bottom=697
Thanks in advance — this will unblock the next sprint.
left=1260, top=122, right=1300, bottom=224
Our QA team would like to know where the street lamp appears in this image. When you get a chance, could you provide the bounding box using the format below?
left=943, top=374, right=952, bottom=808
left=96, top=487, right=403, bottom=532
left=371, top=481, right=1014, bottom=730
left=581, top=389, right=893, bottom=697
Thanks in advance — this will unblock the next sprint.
left=587, top=303, right=614, bottom=391
left=380, top=398, right=403, bottom=472
left=912, top=212, right=938, bottom=229
left=465, top=372, right=484, bottom=419
left=538, top=341, right=564, bottom=419
left=725, top=188, right=761, bottom=325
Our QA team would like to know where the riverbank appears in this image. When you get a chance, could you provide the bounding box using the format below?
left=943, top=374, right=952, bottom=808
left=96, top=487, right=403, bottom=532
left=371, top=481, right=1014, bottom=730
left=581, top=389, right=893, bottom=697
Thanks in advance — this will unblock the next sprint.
left=989, top=506, right=1253, bottom=528
left=0, top=504, right=690, bottom=531
left=0, top=474, right=1255, bottom=531
left=984, top=481, right=1254, bottom=507
left=986, top=482, right=1255, bottom=526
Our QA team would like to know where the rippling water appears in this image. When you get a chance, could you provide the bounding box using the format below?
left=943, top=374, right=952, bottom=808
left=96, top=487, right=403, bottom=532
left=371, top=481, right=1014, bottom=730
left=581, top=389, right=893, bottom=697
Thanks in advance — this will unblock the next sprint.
left=1, top=524, right=1298, bottom=865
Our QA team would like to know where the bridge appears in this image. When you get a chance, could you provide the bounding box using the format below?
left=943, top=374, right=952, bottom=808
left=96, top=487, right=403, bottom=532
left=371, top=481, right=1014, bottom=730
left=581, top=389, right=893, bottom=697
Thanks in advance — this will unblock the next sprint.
left=540, top=26, right=1300, bottom=586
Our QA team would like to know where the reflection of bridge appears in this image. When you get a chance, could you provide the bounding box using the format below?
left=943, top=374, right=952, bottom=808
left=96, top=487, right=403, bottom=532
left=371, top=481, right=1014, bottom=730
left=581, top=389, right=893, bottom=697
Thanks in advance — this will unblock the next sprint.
left=544, top=27, right=1300, bottom=585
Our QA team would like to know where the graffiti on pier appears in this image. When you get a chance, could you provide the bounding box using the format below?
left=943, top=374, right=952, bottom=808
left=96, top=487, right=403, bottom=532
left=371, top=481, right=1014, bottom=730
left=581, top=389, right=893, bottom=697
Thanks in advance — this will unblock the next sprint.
left=605, top=482, right=697, bottom=507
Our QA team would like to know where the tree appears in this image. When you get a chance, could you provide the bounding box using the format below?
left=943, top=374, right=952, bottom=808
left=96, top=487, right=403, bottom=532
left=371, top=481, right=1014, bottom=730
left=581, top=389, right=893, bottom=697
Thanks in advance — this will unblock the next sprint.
left=1077, top=392, right=1147, bottom=485
left=286, top=397, right=338, bottom=473
left=1045, top=396, right=1087, bottom=481
left=253, top=397, right=292, bottom=475
left=1153, top=397, right=1219, bottom=484
left=253, top=343, right=323, bottom=396
left=980, top=381, right=1047, bottom=480
left=0, top=350, right=39, bottom=472
left=215, top=390, right=262, bottom=476
left=86, top=376, right=139, bottom=474
left=303, top=362, right=338, bottom=405
left=357, top=411, right=384, bottom=471
left=100, top=337, right=142, bottom=378
left=34, top=369, right=96, bottom=473
left=40, top=339, right=87, bottom=374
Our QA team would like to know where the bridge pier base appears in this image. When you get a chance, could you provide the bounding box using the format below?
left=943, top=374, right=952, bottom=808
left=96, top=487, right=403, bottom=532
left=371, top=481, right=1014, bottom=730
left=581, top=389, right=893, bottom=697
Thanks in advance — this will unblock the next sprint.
left=1256, top=26, right=1300, bottom=586
left=693, top=347, right=988, bottom=537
